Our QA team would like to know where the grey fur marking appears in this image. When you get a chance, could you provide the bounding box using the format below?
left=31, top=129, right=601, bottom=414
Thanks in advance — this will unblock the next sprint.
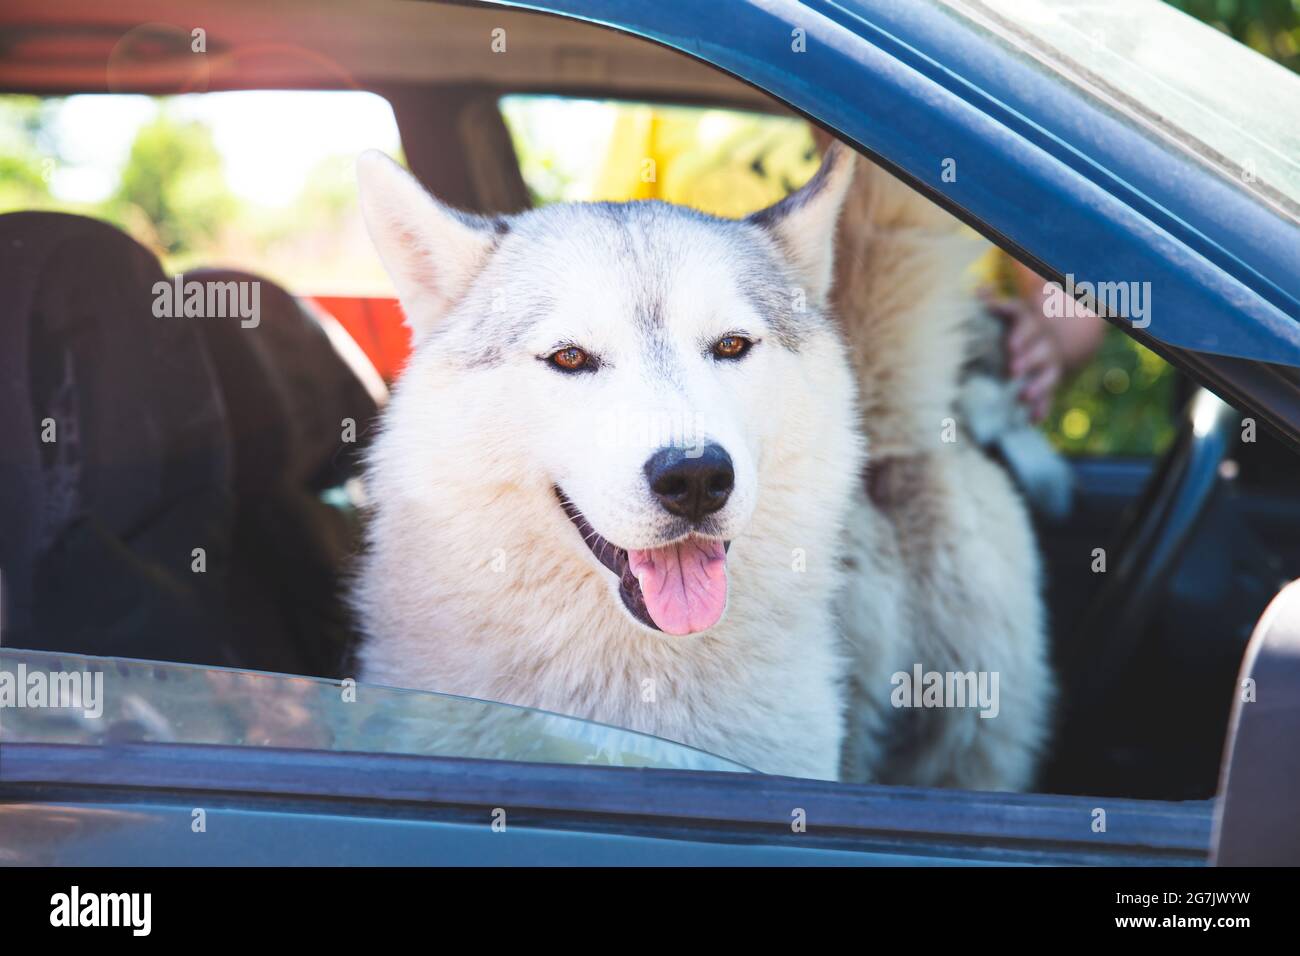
left=434, top=196, right=824, bottom=369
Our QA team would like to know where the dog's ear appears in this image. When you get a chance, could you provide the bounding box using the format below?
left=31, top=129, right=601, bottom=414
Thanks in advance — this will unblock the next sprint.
left=747, top=140, right=854, bottom=304
left=356, top=150, right=501, bottom=339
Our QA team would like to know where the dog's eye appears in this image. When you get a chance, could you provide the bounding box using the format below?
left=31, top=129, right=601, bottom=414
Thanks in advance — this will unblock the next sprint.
left=711, top=335, right=753, bottom=360
left=548, top=346, right=592, bottom=372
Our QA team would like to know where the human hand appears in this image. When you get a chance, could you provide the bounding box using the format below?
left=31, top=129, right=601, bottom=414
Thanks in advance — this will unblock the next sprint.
left=981, top=288, right=1065, bottom=424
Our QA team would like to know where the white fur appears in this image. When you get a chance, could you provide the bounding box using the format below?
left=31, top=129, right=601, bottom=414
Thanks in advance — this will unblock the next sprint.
left=352, top=146, right=1052, bottom=788
left=830, top=154, right=1055, bottom=789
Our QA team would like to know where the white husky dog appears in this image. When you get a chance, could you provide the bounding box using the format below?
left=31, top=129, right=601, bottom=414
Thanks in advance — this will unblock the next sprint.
left=353, top=142, right=1051, bottom=787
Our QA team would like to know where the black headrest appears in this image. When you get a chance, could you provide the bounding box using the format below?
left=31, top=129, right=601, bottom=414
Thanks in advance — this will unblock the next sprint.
left=0, top=211, right=233, bottom=650
left=186, top=269, right=383, bottom=495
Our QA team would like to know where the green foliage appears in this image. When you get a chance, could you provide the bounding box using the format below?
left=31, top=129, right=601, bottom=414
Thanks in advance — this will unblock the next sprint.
left=1044, top=328, right=1179, bottom=457
left=0, top=96, right=55, bottom=210
left=1165, top=0, right=1300, bottom=73
left=111, top=112, right=232, bottom=256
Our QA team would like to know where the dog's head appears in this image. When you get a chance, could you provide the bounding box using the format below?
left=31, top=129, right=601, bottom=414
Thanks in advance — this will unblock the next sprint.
left=358, top=144, right=853, bottom=637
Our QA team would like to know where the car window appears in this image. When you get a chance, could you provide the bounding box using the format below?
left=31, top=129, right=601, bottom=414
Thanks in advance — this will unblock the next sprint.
left=499, top=94, right=818, bottom=215
left=0, top=90, right=401, bottom=295
left=0, top=649, right=751, bottom=773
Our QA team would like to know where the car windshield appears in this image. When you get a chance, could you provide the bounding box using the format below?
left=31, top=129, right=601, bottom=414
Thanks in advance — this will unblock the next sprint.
left=0, top=649, right=752, bottom=773
left=932, top=0, right=1300, bottom=219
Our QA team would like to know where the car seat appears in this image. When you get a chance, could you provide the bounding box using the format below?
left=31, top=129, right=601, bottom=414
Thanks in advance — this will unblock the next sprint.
left=0, top=212, right=380, bottom=677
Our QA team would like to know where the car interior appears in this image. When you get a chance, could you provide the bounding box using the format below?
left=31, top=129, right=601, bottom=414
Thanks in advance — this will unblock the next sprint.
left=3, top=0, right=1299, bottom=809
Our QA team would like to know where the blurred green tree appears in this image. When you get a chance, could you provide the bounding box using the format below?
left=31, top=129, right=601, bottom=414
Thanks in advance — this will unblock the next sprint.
left=1166, top=0, right=1300, bottom=73
left=0, top=96, right=56, bottom=210
left=112, top=112, right=232, bottom=256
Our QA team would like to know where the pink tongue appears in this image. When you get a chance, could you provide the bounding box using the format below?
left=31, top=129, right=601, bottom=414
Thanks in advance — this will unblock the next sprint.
left=626, top=538, right=728, bottom=636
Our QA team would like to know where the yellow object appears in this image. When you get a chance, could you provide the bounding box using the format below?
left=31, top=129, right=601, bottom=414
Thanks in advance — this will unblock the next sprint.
left=591, top=106, right=818, bottom=218
left=1062, top=408, right=1092, bottom=441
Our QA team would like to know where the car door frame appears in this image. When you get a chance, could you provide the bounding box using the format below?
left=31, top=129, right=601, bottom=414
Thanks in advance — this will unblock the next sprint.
left=0, top=741, right=1213, bottom=865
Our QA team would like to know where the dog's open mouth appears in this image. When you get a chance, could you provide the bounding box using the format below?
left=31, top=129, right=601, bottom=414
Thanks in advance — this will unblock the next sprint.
left=556, top=488, right=729, bottom=636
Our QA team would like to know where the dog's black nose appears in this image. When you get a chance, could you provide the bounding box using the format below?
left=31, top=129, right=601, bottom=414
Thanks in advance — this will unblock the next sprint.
left=644, top=444, right=734, bottom=523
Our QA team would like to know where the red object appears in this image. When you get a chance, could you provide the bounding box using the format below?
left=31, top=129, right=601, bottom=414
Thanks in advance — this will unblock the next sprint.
left=308, top=296, right=411, bottom=382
